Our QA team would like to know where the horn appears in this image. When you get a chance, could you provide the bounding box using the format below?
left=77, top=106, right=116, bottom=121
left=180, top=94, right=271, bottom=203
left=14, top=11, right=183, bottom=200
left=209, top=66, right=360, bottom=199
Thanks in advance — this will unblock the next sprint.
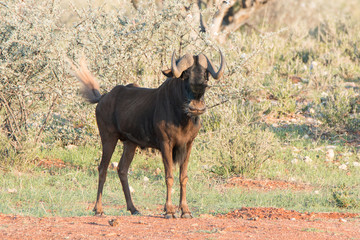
left=171, top=51, right=194, bottom=78
left=205, top=50, right=225, bottom=80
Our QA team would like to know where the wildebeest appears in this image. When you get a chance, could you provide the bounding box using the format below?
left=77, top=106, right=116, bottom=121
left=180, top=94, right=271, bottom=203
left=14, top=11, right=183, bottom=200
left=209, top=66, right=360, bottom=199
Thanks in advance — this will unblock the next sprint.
left=71, top=50, right=225, bottom=218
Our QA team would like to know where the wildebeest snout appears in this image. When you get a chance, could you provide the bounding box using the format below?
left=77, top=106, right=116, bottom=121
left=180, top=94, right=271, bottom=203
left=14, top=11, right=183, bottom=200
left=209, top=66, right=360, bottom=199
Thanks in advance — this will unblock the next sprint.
left=188, top=100, right=206, bottom=115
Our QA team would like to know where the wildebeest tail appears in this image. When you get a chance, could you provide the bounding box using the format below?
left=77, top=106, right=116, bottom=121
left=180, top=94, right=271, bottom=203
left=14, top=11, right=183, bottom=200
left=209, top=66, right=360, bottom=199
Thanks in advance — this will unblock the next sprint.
left=69, top=58, right=102, bottom=104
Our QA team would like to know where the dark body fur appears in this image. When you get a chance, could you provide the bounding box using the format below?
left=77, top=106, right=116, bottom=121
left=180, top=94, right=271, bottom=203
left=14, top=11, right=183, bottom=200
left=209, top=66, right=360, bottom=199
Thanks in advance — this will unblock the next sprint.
left=97, top=78, right=200, bottom=165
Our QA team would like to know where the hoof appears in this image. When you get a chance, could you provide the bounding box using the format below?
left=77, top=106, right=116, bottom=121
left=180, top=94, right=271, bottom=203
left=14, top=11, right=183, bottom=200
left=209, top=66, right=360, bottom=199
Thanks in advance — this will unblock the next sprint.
left=164, top=214, right=176, bottom=219
left=94, top=212, right=105, bottom=217
left=181, top=213, right=193, bottom=219
left=131, top=210, right=141, bottom=216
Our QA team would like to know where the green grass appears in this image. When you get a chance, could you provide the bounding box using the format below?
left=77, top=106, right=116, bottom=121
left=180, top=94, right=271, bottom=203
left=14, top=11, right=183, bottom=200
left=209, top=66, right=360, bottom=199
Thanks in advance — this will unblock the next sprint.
left=1, top=141, right=359, bottom=217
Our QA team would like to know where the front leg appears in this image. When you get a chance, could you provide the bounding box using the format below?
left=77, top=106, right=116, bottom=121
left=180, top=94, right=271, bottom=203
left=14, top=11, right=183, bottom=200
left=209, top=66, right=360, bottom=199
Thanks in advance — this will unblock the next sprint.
left=179, top=142, right=193, bottom=218
left=161, top=143, right=176, bottom=219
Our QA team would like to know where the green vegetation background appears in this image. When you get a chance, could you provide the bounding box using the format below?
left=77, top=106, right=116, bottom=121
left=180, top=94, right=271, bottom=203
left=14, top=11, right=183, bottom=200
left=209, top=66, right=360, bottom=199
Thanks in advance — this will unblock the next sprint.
left=0, top=0, right=359, bottom=216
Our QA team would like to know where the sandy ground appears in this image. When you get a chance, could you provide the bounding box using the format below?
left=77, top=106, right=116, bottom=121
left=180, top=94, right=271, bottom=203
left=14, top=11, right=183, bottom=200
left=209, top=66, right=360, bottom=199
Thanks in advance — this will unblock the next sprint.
left=1, top=208, right=359, bottom=240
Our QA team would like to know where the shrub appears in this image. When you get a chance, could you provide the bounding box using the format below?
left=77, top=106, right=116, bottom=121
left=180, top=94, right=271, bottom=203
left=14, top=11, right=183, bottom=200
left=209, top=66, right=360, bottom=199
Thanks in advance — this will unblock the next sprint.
left=314, top=87, right=360, bottom=133
left=209, top=125, right=279, bottom=177
left=331, top=184, right=360, bottom=209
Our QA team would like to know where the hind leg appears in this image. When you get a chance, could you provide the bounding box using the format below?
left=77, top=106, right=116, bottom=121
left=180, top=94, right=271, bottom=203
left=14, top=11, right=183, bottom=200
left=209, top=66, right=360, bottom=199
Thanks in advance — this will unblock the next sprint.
left=117, top=141, right=139, bottom=215
left=93, top=135, right=118, bottom=215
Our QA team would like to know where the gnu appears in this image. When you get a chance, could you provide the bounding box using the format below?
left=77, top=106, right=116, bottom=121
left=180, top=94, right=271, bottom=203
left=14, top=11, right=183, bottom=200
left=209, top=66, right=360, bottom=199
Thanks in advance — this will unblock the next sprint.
left=71, top=51, right=225, bottom=218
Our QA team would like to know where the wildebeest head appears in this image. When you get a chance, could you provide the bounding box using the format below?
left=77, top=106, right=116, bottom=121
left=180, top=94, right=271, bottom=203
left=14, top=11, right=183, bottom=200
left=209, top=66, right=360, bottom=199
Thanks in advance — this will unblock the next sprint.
left=162, top=50, right=225, bottom=116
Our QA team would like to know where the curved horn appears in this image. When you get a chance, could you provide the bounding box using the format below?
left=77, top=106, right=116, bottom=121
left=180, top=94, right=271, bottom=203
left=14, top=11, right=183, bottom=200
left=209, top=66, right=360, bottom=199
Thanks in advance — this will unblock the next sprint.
left=171, top=52, right=181, bottom=78
left=171, top=51, right=194, bottom=78
left=206, top=50, right=225, bottom=80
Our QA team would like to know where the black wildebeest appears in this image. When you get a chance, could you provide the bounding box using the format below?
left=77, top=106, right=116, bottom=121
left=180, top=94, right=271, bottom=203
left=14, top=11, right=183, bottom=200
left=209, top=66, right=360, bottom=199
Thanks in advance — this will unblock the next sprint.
left=72, top=51, right=225, bottom=218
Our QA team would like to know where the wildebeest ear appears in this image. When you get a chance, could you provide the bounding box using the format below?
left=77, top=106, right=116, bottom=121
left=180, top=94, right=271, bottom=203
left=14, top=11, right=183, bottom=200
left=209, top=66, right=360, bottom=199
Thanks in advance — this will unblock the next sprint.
left=162, top=69, right=173, bottom=77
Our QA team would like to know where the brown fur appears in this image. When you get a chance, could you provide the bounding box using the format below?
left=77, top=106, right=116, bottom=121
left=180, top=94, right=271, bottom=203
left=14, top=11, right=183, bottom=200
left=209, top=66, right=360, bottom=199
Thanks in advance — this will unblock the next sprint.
left=72, top=53, right=224, bottom=218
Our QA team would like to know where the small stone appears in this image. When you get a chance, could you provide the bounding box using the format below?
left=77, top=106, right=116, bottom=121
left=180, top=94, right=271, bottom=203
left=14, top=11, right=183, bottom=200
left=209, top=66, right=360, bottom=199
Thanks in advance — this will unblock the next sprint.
left=340, top=218, right=347, bottom=223
left=108, top=219, right=119, bottom=227
left=154, top=168, right=161, bottom=175
left=314, top=190, right=320, bottom=194
left=143, top=176, right=149, bottom=183
left=65, top=144, right=77, bottom=150
left=292, top=147, right=300, bottom=152
left=7, top=188, right=17, bottom=193
left=290, top=218, right=296, bottom=221
left=326, top=145, right=336, bottom=149
left=110, top=162, right=118, bottom=169
left=339, top=164, right=347, bottom=170
left=303, top=134, right=309, bottom=139
left=325, top=149, right=335, bottom=162
left=304, top=156, right=312, bottom=164
left=353, top=162, right=360, bottom=167
left=291, top=158, right=298, bottom=164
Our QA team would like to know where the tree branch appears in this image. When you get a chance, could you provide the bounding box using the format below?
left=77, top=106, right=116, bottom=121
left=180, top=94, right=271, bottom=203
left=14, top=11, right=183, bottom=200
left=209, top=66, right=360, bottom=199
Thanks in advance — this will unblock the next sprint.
left=210, top=1, right=233, bottom=35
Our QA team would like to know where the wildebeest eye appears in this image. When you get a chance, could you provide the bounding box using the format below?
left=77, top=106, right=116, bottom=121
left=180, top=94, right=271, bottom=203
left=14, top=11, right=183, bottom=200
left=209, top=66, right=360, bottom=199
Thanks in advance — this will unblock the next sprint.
left=181, top=71, right=190, bottom=79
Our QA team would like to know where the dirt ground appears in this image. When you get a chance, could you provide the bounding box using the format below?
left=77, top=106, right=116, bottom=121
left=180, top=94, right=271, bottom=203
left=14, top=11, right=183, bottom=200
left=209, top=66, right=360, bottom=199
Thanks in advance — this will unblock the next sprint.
left=1, top=178, right=359, bottom=240
left=1, top=210, right=359, bottom=240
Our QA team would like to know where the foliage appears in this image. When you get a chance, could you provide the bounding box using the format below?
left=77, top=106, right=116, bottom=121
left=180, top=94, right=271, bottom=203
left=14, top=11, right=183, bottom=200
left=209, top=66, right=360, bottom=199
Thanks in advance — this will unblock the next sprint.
left=1, top=0, right=360, bottom=180
left=314, top=87, right=360, bottom=133
left=331, top=184, right=360, bottom=209
left=209, top=125, right=279, bottom=177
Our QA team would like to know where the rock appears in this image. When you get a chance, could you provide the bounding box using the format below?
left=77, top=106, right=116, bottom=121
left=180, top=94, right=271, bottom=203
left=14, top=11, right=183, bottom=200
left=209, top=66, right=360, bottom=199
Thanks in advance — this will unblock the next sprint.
left=304, top=156, right=312, bottom=164
left=291, top=158, right=298, bottom=165
left=325, top=149, right=335, bottom=162
left=65, top=144, right=77, bottom=150
left=339, top=164, right=347, bottom=170
left=108, top=219, right=120, bottom=227
left=292, top=147, right=300, bottom=152
left=7, top=188, right=17, bottom=193
left=110, top=162, right=118, bottom=170
left=143, top=176, right=149, bottom=183
left=326, top=145, right=336, bottom=149
left=154, top=168, right=161, bottom=175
